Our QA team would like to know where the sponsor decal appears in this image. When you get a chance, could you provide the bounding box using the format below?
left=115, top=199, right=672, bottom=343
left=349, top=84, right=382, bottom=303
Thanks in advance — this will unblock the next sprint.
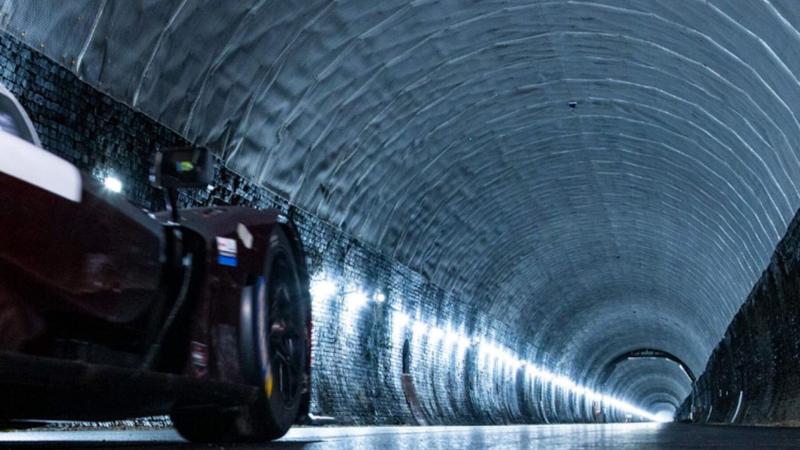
left=216, top=236, right=238, bottom=267
left=190, top=341, right=208, bottom=377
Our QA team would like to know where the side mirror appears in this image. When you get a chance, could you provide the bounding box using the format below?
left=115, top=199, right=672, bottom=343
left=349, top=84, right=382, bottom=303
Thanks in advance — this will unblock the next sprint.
left=151, top=146, right=213, bottom=189
left=151, top=147, right=214, bottom=222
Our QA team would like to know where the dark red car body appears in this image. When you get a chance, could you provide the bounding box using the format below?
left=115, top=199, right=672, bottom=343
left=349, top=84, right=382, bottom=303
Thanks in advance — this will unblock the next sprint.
left=0, top=86, right=311, bottom=439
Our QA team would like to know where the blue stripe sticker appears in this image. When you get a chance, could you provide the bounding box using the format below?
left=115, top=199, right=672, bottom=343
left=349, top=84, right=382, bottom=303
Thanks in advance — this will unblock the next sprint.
left=218, top=254, right=238, bottom=267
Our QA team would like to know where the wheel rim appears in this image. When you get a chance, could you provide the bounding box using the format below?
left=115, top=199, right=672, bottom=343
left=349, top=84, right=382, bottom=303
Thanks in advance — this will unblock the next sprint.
left=266, top=257, right=303, bottom=410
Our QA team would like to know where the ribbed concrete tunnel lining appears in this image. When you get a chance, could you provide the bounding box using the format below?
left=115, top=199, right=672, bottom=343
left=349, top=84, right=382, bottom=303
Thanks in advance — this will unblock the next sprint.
left=6, top=0, right=800, bottom=414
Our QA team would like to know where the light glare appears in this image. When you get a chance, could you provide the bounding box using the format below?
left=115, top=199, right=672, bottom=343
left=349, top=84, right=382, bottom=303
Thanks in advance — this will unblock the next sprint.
left=428, top=326, right=444, bottom=342
left=654, top=410, right=674, bottom=423
left=345, top=289, right=369, bottom=309
left=394, top=312, right=410, bottom=328
left=310, top=278, right=337, bottom=302
left=103, top=176, right=122, bottom=193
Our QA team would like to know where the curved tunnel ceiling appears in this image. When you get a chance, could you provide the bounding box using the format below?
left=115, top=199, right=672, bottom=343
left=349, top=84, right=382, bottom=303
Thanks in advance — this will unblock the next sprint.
left=6, top=0, right=800, bottom=405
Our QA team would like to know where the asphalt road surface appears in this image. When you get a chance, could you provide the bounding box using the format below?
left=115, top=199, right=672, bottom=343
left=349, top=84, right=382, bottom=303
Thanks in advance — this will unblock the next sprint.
left=2, top=423, right=800, bottom=449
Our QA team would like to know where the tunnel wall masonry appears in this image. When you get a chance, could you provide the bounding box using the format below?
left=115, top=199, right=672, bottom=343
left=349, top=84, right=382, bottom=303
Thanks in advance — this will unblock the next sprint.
left=0, top=32, right=593, bottom=426
left=683, top=206, right=800, bottom=425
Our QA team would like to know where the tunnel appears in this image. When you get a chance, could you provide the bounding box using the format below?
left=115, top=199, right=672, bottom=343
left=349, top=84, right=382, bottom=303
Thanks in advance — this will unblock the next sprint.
left=2, top=0, right=800, bottom=447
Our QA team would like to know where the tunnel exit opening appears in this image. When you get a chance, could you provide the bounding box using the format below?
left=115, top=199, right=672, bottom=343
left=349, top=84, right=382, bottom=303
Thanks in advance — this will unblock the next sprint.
left=652, top=403, right=678, bottom=423
left=598, top=348, right=694, bottom=423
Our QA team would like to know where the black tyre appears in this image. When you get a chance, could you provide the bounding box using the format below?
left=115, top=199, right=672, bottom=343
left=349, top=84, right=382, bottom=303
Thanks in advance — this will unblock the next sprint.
left=241, top=226, right=309, bottom=439
left=170, top=408, right=237, bottom=443
left=172, top=226, right=309, bottom=442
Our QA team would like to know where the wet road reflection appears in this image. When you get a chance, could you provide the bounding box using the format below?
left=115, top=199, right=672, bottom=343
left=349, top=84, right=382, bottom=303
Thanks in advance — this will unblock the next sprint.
left=2, top=422, right=800, bottom=449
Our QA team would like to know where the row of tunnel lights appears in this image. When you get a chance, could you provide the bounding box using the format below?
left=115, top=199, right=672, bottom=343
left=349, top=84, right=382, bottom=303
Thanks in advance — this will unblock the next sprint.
left=310, top=276, right=665, bottom=422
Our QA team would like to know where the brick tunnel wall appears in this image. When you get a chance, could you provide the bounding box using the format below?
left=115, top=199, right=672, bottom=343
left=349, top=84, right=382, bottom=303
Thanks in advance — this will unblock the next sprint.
left=679, top=206, right=800, bottom=426
left=0, top=32, right=593, bottom=426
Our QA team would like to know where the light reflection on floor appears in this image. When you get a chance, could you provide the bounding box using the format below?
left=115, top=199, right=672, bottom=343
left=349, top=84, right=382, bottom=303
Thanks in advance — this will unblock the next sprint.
left=1, top=423, right=799, bottom=449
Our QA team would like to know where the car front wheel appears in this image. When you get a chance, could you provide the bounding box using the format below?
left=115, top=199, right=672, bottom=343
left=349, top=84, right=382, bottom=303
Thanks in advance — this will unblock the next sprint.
left=172, top=226, right=309, bottom=442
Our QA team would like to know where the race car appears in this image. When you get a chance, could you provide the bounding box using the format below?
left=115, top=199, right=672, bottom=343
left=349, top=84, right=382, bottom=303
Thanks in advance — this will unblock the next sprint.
left=0, top=84, right=312, bottom=442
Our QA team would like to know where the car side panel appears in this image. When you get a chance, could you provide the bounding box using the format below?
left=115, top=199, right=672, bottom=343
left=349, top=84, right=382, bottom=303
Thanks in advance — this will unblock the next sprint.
left=0, top=172, right=164, bottom=329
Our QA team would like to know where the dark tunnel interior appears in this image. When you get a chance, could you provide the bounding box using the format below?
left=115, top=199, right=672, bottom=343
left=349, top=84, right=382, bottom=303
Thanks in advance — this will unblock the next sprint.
left=2, top=0, right=800, bottom=429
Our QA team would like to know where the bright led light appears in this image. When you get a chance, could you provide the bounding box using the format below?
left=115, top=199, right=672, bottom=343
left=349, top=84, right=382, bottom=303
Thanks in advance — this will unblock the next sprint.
left=428, top=326, right=444, bottom=342
left=103, top=176, right=122, bottom=193
left=412, top=321, right=428, bottom=336
left=654, top=410, right=674, bottom=423
left=374, top=292, right=386, bottom=303
left=393, top=312, right=410, bottom=329
left=345, top=289, right=369, bottom=309
left=585, top=391, right=602, bottom=402
left=508, top=354, right=520, bottom=367
left=310, top=278, right=337, bottom=302
left=574, top=386, right=590, bottom=398
left=537, top=369, right=555, bottom=383
left=444, top=328, right=470, bottom=349
left=553, top=376, right=575, bottom=391
left=479, top=340, right=508, bottom=364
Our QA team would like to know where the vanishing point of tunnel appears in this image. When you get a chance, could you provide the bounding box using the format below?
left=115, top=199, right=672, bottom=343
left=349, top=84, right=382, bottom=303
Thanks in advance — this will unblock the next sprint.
left=3, top=0, right=800, bottom=447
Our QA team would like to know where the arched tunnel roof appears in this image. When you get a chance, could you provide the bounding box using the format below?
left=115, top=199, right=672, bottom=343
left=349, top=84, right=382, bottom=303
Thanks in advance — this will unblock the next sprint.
left=6, top=0, right=800, bottom=409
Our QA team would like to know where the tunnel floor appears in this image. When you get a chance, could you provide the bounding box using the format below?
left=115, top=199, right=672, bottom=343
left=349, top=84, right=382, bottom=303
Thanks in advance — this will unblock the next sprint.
left=2, top=423, right=800, bottom=449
